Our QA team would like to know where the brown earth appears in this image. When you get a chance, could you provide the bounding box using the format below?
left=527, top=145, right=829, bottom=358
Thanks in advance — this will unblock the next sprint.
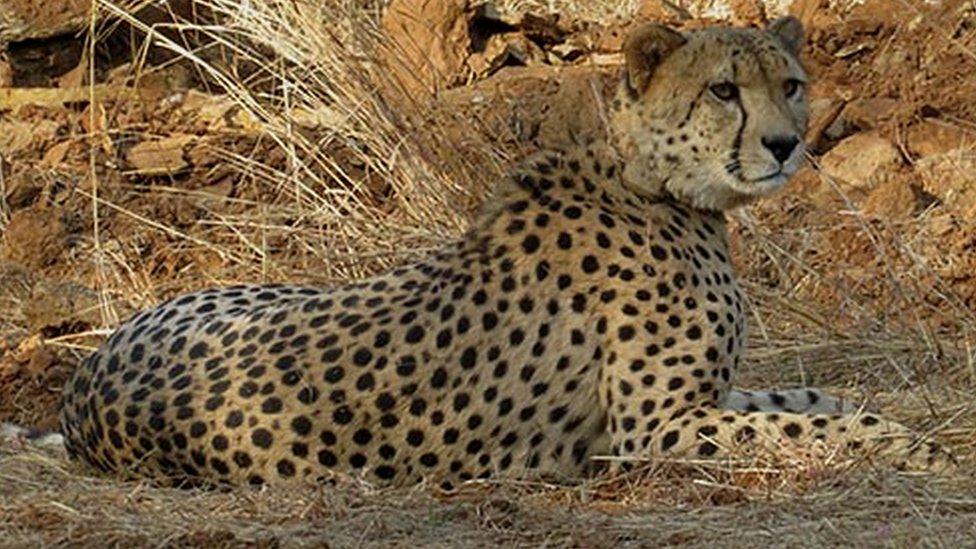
left=0, top=0, right=89, bottom=43
left=1, top=0, right=976, bottom=545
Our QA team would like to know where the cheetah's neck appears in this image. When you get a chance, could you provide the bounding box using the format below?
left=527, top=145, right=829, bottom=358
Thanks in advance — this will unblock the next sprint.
left=469, top=140, right=727, bottom=246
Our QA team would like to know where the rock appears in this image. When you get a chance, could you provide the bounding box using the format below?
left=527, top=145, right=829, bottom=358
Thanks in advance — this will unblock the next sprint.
left=806, top=97, right=847, bottom=151
left=914, top=152, right=976, bottom=217
left=550, top=35, right=589, bottom=61
left=22, top=278, right=102, bottom=335
left=56, top=54, right=87, bottom=87
left=0, top=0, right=199, bottom=44
left=0, top=205, right=77, bottom=269
left=861, top=176, right=918, bottom=219
left=0, top=331, right=72, bottom=431
left=0, top=51, right=11, bottom=86
left=638, top=0, right=690, bottom=22
left=2, top=166, right=46, bottom=208
left=0, top=260, right=36, bottom=304
left=177, top=91, right=264, bottom=133
left=435, top=65, right=614, bottom=150
left=905, top=120, right=976, bottom=216
left=841, top=97, right=901, bottom=130
left=594, top=23, right=631, bottom=53
left=787, top=166, right=837, bottom=209
left=125, top=134, right=197, bottom=176
left=468, top=32, right=544, bottom=77
left=0, top=117, right=61, bottom=157
left=906, top=120, right=973, bottom=158
left=0, top=0, right=89, bottom=43
left=38, top=140, right=73, bottom=168
left=819, top=131, right=900, bottom=189
left=380, top=0, right=473, bottom=97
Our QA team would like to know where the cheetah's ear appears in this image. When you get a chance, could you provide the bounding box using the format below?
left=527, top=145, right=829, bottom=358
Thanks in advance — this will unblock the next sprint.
left=623, top=23, right=686, bottom=96
left=767, top=16, right=804, bottom=56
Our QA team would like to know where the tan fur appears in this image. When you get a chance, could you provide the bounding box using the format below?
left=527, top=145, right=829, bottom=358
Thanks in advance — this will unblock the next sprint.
left=612, top=18, right=808, bottom=211
left=59, top=19, right=952, bottom=489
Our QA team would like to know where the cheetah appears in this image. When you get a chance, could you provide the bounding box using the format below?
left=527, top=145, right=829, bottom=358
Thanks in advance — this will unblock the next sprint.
left=59, top=17, right=952, bottom=489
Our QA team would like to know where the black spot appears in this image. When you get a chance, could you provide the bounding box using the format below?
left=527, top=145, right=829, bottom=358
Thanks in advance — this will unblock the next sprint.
left=129, top=344, right=145, bottom=363
left=353, top=428, right=373, bottom=445
left=375, top=392, right=396, bottom=412
left=251, top=428, right=274, bottom=448
left=325, top=366, right=345, bottom=383
left=291, top=416, right=312, bottom=436
left=581, top=256, right=599, bottom=273
left=698, top=441, right=719, bottom=456
left=333, top=406, right=353, bottom=424
left=406, top=429, right=424, bottom=447
left=188, top=342, right=209, bottom=359
left=459, top=347, right=477, bottom=369
left=405, top=325, right=425, bottom=344
left=783, top=423, right=802, bottom=438
left=861, top=415, right=879, bottom=426
left=522, top=235, right=541, bottom=254
left=298, top=386, right=320, bottom=404
left=356, top=373, right=376, bottom=391
left=443, top=428, right=460, bottom=445
left=318, top=450, right=338, bottom=467
left=233, top=451, right=252, bottom=468
left=409, top=398, right=427, bottom=416
left=277, top=459, right=296, bottom=477
left=225, top=410, right=244, bottom=428
left=353, top=348, right=373, bottom=366
left=322, top=348, right=343, bottom=363
left=261, top=397, right=283, bottom=414
left=452, top=393, right=471, bottom=412
left=735, top=426, right=756, bottom=443
left=431, top=368, right=448, bottom=388
left=661, top=431, right=680, bottom=452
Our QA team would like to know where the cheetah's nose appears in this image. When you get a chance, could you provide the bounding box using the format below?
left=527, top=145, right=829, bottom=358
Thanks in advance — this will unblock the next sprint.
left=761, top=134, right=800, bottom=164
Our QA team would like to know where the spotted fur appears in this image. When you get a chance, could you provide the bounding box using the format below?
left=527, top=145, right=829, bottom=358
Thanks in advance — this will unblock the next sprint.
left=59, top=18, right=952, bottom=488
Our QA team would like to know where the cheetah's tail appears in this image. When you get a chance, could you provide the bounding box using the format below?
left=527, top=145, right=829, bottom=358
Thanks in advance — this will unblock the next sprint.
left=0, top=422, right=65, bottom=450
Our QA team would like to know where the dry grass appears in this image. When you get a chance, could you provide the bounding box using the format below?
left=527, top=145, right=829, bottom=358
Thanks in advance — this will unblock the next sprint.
left=4, top=442, right=976, bottom=547
left=2, top=0, right=976, bottom=545
left=94, top=0, right=485, bottom=287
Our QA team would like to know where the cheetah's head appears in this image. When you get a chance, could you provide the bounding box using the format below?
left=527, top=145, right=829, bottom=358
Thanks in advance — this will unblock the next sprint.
left=611, top=17, right=809, bottom=211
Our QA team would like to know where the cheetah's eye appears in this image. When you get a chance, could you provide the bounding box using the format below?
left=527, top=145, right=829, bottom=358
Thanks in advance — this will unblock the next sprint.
left=784, top=78, right=804, bottom=98
left=709, top=82, right=739, bottom=101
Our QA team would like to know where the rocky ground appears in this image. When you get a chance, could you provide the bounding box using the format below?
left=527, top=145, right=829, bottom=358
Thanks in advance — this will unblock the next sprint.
left=1, top=0, right=976, bottom=546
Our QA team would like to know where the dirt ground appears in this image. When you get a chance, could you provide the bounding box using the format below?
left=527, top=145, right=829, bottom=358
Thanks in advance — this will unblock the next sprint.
left=2, top=0, right=976, bottom=546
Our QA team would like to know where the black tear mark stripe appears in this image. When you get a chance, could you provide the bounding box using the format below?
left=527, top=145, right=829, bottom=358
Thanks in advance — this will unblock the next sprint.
left=729, top=101, right=746, bottom=176
left=678, top=87, right=707, bottom=129
left=727, top=61, right=747, bottom=180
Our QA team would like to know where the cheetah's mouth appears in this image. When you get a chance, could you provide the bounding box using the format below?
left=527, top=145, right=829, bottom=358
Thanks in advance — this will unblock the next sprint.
left=750, top=170, right=785, bottom=183
left=733, top=169, right=790, bottom=198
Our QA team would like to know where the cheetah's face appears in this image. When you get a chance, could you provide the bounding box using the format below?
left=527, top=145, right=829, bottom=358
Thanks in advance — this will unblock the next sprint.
left=614, top=18, right=809, bottom=211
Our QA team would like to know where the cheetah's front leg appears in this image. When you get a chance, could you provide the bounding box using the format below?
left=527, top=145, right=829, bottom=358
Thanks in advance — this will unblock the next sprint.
left=645, top=406, right=951, bottom=472
left=601, top=334, right=952, bottom=472
left=603, top=362, right=952, bottom=471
